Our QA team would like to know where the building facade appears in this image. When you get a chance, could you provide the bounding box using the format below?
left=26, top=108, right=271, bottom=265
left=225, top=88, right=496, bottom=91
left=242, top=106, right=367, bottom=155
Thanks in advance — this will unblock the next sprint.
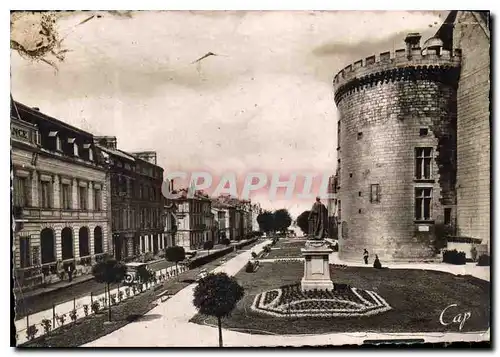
left=171, top=189, right=212, bottom=251
left=251, top=202, right=262, bottom=232
left=333, top=33, right=460, bottom=261
left=95, top=137, right=165, bottom=261
left=437, top=11, right=491, bottom=252
left=12, top=99, right=110, bottom=289
left=211, top=199, right=231, bottom=244
left=164, top=180, right=177, bottom=248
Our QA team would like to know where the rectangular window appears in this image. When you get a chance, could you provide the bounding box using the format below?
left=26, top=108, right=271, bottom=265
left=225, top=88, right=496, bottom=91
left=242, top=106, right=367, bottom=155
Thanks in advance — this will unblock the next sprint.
left=415, top=188, right=433, bottom=220
left=444, top=208, right=452, bottom=225
left=94, top=189, right=102, bottom=210
left=370, top=184, right=380, bottom=203
left=415, top=147, right=433, bottom=180
left=61, top=183, right=71, bottom=209
left=112, top=209, right=118, bottom=230
left=13, top=176, right=28, bottom=207
left=19, top=236, right=31, bottom=268
left=79, top=186, right=88, bottom=210
left=40, top=181, right=51, bottom=208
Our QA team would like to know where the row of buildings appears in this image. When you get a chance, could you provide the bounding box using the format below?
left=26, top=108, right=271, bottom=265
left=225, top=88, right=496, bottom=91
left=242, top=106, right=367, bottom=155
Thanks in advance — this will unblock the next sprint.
left=11, top=99, right=260, bottom=289
left=328, top=11, right=490, bottom=261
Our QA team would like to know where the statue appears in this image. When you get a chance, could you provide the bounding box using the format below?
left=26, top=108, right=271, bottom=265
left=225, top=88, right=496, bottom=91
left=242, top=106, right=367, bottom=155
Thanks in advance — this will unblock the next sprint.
left=307, top=197, right=329, bottom=240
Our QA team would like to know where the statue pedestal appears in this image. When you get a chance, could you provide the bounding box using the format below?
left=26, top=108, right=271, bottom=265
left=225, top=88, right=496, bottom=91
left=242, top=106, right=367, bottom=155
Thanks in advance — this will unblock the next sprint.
left=301, top=240, right=334, bottom=291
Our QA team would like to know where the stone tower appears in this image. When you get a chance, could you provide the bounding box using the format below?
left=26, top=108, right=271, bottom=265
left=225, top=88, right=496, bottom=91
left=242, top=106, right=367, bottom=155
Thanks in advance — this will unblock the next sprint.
left=333, top=33, right=461, bottom=261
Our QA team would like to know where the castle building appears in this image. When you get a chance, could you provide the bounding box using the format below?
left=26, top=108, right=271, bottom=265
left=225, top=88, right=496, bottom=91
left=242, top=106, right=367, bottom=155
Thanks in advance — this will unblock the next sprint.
left=94, top=137, right=165, bottom=261
left=436, top=11, right=490, bottom=254
left=333, top=33, right=461, bottom=261
left=11, top=98, right=111, bottom=289
left=332, top=11, right=490, bottom=261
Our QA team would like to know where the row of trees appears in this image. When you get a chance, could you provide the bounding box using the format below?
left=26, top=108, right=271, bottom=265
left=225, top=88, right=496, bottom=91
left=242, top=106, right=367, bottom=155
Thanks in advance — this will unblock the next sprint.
left=256, top=209, right=292, bottom=234
left=91, top=246, right=244, bottom=347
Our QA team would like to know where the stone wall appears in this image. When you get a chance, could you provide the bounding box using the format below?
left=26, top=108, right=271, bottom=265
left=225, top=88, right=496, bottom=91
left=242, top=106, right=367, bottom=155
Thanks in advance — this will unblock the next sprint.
left=334, top=54, right=458, bottom=261
left=453, top=12, right=491, bottom=251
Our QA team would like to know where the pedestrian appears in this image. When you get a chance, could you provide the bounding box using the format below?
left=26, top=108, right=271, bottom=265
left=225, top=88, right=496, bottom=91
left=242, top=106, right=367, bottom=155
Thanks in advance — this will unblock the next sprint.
left=470, top=246, right=478, bottom=262
left=363, top=249, right=369, bottom=265
left=67, top=262, right=74, bottom=282
left=373, top=254, right=382, bottom=269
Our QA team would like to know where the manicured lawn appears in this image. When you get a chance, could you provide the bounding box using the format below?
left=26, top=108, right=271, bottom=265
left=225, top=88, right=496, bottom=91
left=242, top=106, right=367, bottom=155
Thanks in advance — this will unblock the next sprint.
left=264, top=239, right=306, bottom=259
left=190, top=261, right=490, bottom=335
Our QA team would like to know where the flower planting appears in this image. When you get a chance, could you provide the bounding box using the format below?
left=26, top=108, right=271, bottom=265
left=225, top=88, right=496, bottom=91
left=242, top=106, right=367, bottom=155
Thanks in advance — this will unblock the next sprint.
left=26, top=325, right=38, bottom=341
left=69, top=309, right=78, bottom=323
left=41, top=318, right=51, bottom=334
left=251, top=283, right=391, bottom=318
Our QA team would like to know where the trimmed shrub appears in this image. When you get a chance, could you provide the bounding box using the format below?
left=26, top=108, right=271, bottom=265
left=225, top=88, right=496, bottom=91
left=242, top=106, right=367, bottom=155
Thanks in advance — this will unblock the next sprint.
left=91, top=300, right=100, bottom=314
left=203, top=240, right=214, bottom=251
left=221, top=238, right=231, bottom=246
left=477, top=254, right=490, bottom=266
left=245, top=261, right=255, bottom=273
left=188, top=247, right=233, bottom=269
left=443, top=249, right=466, bottom=265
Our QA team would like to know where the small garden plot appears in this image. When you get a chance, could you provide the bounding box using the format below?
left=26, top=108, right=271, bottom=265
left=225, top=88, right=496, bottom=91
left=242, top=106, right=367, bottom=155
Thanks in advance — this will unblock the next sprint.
left=251, top=283, right=391, bottom=318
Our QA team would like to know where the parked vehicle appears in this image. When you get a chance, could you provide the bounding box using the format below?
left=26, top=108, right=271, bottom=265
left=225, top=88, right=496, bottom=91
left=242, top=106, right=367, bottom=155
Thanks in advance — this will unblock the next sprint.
left=122, top=262, right=153, bottom=285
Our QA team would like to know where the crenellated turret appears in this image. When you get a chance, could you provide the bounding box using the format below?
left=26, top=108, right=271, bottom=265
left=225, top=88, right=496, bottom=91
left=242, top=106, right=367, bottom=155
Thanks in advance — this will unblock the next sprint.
left=333, top=32, right=461, bottom=105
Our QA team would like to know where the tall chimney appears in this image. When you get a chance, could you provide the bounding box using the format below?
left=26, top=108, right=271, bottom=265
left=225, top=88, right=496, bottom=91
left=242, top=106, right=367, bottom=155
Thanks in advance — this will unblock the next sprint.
left=405, top=33, right=422, bottom=58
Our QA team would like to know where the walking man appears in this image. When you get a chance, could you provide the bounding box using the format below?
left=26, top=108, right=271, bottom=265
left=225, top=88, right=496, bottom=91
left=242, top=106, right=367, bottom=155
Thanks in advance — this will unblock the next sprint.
left=363, top=249, right=369, bottom=265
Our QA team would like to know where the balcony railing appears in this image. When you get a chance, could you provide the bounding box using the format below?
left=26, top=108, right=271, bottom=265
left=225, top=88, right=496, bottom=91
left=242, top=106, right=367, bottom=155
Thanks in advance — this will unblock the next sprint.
left=13, top=207, right=108, bottom=220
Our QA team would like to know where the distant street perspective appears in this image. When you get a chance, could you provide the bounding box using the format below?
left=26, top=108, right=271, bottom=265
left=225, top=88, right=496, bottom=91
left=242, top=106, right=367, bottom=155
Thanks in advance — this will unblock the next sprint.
left=11, top=10, right=490, bottom=348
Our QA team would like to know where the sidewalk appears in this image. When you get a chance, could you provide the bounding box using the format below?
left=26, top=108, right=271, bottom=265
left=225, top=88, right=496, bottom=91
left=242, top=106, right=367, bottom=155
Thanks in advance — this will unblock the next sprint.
left=83, top=239, right=489, bottom=347
left=329, top=252, right=490, bottom=282
left=15, top=274, right=94, bottom=300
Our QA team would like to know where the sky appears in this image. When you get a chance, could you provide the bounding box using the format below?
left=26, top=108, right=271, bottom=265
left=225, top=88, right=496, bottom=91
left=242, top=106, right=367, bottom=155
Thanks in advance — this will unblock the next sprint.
left=10, top=10, right=445, bottom=218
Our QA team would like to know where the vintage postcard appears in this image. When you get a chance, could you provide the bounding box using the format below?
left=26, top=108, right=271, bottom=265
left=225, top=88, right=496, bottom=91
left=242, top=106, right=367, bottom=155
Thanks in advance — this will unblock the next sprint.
left=10, top=9, right=490, bottom=348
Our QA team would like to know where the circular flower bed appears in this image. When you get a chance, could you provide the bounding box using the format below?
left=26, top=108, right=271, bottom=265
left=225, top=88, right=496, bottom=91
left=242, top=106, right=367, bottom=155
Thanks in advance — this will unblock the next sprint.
left=251, top=283, right=391, bottom=318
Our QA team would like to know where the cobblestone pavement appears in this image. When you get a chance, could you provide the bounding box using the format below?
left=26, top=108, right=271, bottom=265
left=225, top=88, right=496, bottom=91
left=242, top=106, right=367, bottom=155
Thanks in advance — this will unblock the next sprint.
left=83, top=240, right=489, bottom=347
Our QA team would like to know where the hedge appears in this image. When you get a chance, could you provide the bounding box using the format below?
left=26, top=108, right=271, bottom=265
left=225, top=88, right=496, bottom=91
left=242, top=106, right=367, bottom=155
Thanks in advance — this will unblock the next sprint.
left=443, top=249, right=466, bottom=265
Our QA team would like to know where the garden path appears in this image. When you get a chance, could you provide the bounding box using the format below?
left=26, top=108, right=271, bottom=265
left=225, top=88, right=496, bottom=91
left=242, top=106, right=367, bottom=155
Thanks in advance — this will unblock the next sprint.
left=83, top=239, right=489, bottom=347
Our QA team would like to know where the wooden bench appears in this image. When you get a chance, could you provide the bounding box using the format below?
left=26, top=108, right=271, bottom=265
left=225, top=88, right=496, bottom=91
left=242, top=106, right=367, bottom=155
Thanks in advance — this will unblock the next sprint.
left=156, top=290, right=171, bottom=303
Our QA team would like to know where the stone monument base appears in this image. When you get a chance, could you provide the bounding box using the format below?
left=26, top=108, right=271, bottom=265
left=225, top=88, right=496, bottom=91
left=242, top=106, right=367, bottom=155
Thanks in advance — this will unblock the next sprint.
left=301, top=240, right=334, bottom=292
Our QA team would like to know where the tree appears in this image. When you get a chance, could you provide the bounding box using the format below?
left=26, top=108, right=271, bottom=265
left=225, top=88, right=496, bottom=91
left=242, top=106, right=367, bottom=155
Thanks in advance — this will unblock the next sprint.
left=165, top=246, right=186, bottom=279
left=296, top=210, right=310, bottom=235
left=273, top=208, right=292, bottom=233
left=193, top=272, right=244, bottom=347
left=203, top=240, right=214, bottom=255
left=257, top=210, right=274, bottom=234
left=91, top=258, right=126, bottom=321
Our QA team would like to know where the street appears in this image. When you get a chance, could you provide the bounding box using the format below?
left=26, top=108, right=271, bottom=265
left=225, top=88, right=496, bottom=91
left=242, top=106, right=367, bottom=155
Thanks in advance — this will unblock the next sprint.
left=14, top=259, right=175, bottom=319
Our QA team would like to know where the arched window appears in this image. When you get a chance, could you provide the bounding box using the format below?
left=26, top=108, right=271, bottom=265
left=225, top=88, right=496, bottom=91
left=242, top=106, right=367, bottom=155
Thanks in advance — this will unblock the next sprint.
left=40, top=228, right=55, bottom=264
left=79, top=227, right=90, bottom=257
left=61, top=227, right=74, bottom=260
left=94, top=226, right=103, bottom=254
